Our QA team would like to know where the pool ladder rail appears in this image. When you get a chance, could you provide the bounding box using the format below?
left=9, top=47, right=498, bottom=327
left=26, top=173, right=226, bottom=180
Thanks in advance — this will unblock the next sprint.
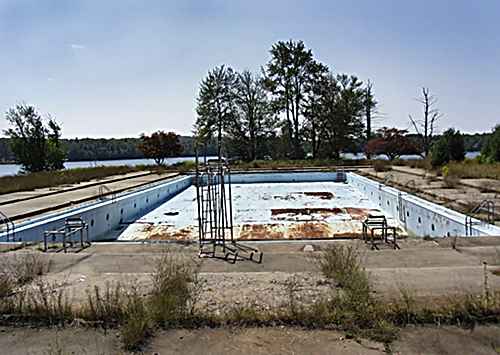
left=0, top=210, right=15, bottom=242
left=465, top=200, right=495, bottom=236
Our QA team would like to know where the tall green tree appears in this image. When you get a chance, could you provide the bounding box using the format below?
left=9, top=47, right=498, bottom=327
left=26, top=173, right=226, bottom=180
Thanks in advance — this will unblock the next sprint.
left=363, top=80, right=378, bottom=159
left=303, top=70, right=330, bottom=159
left=229, top=71, right=276, bottom=161
left=195, top=65, right=237, bottom=158
left=264, top=40, right=328, bottom=159
left=4, top=104, right=66, bottom=172
left=481, top=125, right=500, bottom=162
left=430, top=128, right=465, bottom=167
left=317, top=74, right=365, bottom=159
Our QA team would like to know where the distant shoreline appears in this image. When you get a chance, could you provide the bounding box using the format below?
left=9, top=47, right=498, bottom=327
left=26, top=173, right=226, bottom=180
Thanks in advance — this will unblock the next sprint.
left=0, top=156, right=201, bottom=165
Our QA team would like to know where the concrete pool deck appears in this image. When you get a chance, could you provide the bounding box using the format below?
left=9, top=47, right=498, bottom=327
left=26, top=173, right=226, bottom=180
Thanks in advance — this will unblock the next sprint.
left=117, top=181, right=402, bottom=241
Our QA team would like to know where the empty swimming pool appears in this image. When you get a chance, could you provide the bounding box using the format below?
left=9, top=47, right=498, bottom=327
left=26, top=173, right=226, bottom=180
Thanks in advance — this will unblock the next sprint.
left=117, top=180, right=402, bottom=241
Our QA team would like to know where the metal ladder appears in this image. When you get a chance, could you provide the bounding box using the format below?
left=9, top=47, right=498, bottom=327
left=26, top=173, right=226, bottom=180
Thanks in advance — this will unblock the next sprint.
left=98, top=184, right=116, bottom=202
left=336, top=168, right=347, bottom=182
left=465, top=200, right=495, bottom=236
left=0, top=210, right=15, bottom=242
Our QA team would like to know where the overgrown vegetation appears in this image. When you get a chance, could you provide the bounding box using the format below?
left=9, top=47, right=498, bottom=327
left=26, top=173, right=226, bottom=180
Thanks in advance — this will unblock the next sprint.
left=481, top=125, right=500, bottom=163
left=2, top=246, right=500, bottom=351
left=0, top=253, right=51, bottom=298
left=372, top=160, right=392, bottom=172
left=445, top=160, right=500, bottom=180
left=430, top=128, right=465, bottom=167
left=0, top=165, right=154, bottom=195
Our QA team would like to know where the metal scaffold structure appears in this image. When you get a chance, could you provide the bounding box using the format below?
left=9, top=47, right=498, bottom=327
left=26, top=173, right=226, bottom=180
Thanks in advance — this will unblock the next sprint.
left=195, top=152, right=262, bottom=264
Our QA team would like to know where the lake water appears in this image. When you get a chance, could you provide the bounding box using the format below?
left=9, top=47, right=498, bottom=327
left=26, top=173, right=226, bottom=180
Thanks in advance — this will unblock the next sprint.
left=0, top=152, right=481, bottom=178
left=0, top=157, right=199, bottom=177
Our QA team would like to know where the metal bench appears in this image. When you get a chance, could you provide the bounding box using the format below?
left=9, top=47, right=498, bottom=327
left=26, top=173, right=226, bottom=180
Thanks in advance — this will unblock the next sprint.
left=362, top=214, right=399, bottom=250
left=43, top=217, right=90, bottom=253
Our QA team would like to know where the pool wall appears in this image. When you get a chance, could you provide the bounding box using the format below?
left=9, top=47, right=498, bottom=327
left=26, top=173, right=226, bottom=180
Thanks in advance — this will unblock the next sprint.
left=229, top=171, right=342, bottom=184
left=0, top=176, right=193, bottom=242
left=348, top=173, right=500, bottom=237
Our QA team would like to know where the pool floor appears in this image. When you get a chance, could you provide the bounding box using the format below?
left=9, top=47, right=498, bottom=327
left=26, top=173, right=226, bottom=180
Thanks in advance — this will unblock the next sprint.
left=117, top=181, right=403, bottom=241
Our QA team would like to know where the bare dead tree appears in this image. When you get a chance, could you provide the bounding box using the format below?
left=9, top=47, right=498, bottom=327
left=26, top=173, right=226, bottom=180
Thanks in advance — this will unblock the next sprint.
left=409, top=87, right=442, bottom=157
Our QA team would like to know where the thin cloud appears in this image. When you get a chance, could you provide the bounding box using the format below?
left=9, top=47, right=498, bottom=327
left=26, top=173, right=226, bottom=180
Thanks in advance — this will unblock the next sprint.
left=70, top=43, right=85, bottom=50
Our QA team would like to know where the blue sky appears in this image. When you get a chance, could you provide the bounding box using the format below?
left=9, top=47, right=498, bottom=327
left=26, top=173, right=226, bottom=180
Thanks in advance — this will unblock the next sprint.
left=0, top=0, right=498, bottom=138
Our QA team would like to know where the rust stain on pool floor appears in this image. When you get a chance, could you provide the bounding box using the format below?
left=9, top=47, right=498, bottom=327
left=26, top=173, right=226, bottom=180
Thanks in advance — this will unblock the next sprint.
left=239, top=224, right=285, bottom=240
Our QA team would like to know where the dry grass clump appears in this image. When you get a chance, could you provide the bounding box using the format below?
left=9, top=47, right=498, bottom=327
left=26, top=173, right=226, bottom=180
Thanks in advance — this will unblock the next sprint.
left=405, top=158, right=432, bottom=171
left=443, top=174, right=460, bottom=188
left=120, top=286, right=152, bottom=351
left=446, top=161, right=500, bottom=179
left=372, top=160, right=392, bottom=172
left=317, top=245, right=396, bottom=342
left=149, top=253, right=199, bottom=327
left=317, top=244, right=367, bottom=288
left=385, top=290, right=500, bottom=328
left=0, top=253, right=51, bottom=298
left=80, top=283, right=127, bottom=325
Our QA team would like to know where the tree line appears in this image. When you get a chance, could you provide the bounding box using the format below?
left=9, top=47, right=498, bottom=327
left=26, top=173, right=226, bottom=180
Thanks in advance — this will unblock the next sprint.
left=0, top=126, right=495, bottom=164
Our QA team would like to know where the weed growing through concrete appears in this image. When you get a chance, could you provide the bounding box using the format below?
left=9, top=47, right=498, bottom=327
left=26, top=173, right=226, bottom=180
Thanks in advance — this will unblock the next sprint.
left=80, top=283, right=126, bottom=326
left=148, top=252, right=200, bottom=327
left=316, top=243, right=366, bottom=288
left=0, top=253, right=51, bottom=301
left=120, top=286, right=152, bottom=351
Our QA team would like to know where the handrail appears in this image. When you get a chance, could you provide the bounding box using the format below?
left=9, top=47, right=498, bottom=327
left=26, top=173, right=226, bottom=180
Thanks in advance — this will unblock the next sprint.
left=465, top=200, right=496, bottom=236
left=0, top=210, right=15, bottom=242
left=98, top=185, right=116, bottom=202
left=336, top=167, right=347, bottom=182
left=470, top=200, right=495, bottom=224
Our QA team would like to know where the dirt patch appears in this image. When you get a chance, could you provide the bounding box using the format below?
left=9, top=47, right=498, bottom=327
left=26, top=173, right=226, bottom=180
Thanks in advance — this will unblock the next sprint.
left=393, top=325, right=500, bottom=355
left=0, top=327, right=120, bottom=355
left=346, top=207, right=380, bottom=221
left=287, top=222, right=333, bottom=239
left=149, top=328, right=385, bottom=355
left=302, top=191, right=335, bottom=199
left=148, top=227, right=194, bottom=241
left=271, top=207, right=343, bottom=217
left=273, top=194, right=297, bottom=201
left=273, top=191, right=335, bottom=201
left=239, top=224, right=285, bottom=240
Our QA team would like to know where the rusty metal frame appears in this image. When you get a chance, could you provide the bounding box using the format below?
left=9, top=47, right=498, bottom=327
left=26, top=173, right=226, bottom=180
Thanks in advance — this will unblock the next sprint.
left=195, top=150, right=262, bottom=263
left=43, top=217, right=90, bottom=253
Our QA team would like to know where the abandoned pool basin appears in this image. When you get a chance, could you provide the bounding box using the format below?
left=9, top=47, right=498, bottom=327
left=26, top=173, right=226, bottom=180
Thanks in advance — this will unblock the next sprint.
left=1, top=171, right=499, bottom=243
